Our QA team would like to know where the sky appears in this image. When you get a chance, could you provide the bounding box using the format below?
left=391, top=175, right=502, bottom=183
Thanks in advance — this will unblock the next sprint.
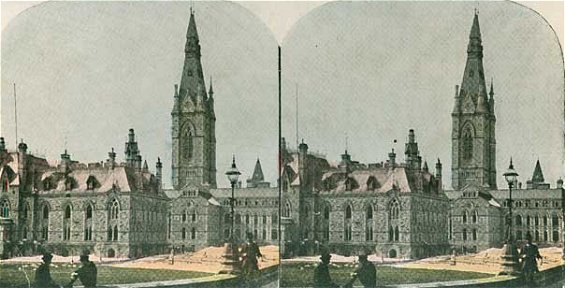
left=1, top=1, right=564, bottom=190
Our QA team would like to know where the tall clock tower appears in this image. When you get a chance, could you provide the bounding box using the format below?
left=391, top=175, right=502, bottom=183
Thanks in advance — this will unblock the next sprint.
left=451, top=13, right=497, bottom=190
left=171, top=10, right=216, bottom=190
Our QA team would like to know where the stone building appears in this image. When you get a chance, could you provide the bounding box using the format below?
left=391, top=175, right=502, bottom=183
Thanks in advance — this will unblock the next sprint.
left=279, top=12, right=564, bottom=259
left=0, top=10, right=563, bottom=261
left=280, top=131, right=450, bottom=259
left=0, top=10, right=279, bottom=259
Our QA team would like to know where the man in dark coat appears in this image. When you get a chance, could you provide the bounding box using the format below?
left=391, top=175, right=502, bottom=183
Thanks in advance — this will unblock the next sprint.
left=241, top=232, right=263, bottom=275
left=345, top=252, right=377, bottom=288
left=313, top=252, right=339, bottom=288
left=35, top=252, right=60, bottom=288
left=65, top=250, right=97, bottom=288
left=520, top=232, right=542, bottom=284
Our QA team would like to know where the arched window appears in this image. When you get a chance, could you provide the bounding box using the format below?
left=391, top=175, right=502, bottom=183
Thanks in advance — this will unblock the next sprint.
left=191, top=228, right=196, bottom=239
left=388, top=226, right=394, bottom=241
left=40, top=205, right=49, bottom=240
left=462, top=210, right=468, bottom=223
left=365, top=205, right=374, bottom=241
left=516, top=215, right=522, bottom=226
left=344, top=204, right=352, bottom=241
left=463, top=228, right=467, bottom=241
left=283, top=201, right=291, bottom=217
left=63, top=205, right=72, bottom=241
left=462, top=128, right=473, bottom=161
left=110, top=200, right=119, bottom=219
left=472, top=229, right=477, bottom=241
left=224, top=213, right=230, bottom=224
left=0, top=199, right=9, bottom=218
left=182, top=211, right=187, bottom=222
left=84, top=205, right=93, bottom=241
left=191, top=212, right=196, bottom=222
left=472, top=210, right=477, bottom=223
left=183, top=129, right=194, bottom=160
left=324, top=206, right=330, bottom=220
left=389, top=200, right=400, bottom=221
left=394, top=226, right=399, bottom=241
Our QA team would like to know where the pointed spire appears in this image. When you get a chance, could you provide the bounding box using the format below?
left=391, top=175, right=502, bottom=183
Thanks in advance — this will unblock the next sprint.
left=186, top=10, right=199, bottom=46
left=422, top=161, right=429, bottom=173
left=467, top=12, right=483, bottom=57
left=143, top=160, right=148, bottom=171
left=251, top=158, right=265, bottom=182
left=532, top=159, right=545, bottom=183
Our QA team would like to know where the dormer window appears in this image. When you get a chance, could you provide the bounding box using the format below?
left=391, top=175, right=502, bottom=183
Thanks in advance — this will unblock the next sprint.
left=86, top=176, right=99, bottom=190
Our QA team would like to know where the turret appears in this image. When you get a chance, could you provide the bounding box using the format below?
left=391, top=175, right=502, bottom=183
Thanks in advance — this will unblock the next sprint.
left=18, top=141, right=28, bottom=185
left=405, top=129, right=420, bottom=170
left=156, top=157, right=163, bottom=188
left=125, top=128, right=139, bottom=167
left=436, top=158, right=443, bottom=191
left=60, top=149, right=71, bottom=174
left=388, top=148, right=396, bottom=168
left=452, top=85, right=460, bottom=114
left=298, top=140, right=308, bottom=186
left=107, top=147, right=116, bottom=169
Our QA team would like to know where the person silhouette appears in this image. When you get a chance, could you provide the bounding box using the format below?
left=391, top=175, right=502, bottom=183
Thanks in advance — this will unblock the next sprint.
left=35, top=252, right=60, bottom=288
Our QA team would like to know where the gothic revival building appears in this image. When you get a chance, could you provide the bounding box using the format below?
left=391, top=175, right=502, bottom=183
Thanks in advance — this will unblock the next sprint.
left=0, top=11, right=279, bottom=259
left=278, top=12, right=564, bottom=259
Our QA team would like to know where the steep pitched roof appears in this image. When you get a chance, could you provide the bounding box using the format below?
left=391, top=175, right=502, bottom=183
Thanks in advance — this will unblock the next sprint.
left=531, top=160, right=545, bottom=183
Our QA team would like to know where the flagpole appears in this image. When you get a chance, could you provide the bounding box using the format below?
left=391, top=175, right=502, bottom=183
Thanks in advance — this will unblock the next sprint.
left=14, top=83, right=18, bottom=148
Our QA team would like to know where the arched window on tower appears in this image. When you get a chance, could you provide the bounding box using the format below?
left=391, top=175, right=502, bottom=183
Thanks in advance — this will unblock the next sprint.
left=183, top=129, right=194, bottom=160
left=463, top=128, right=473, bottom=161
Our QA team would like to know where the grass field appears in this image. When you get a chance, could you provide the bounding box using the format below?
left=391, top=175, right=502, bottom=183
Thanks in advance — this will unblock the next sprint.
left=0, top=263, right=212, bottom=288
left=280, top=262, right=492, bottom=287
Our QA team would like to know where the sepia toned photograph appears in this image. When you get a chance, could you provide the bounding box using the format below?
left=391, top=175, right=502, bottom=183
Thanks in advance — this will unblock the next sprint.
left=1, top=1, right=564, bottom=288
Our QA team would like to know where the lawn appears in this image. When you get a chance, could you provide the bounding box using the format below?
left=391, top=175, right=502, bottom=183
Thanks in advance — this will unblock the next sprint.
left=281, top=262, right=492, bottom=287
left=0, top=263, right=212, bottom=288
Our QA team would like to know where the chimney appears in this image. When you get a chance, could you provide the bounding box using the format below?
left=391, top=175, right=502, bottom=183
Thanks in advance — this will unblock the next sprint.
left=156, top=157, right=163, bottom=189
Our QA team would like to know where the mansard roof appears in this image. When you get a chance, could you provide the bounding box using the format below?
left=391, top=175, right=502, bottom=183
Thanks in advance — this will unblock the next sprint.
left=319, top=165, right=437, bottom=194
left=37, top=165, right=157, bottom=194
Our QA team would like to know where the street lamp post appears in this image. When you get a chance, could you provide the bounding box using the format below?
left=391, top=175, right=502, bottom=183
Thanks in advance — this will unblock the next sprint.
left=219, top=156, right=241, bottom=274
left=500, top=158, right=521, bottom=275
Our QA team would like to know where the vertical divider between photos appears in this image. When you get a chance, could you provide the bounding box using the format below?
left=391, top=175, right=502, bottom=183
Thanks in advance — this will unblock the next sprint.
left=278, top=45, right=283, bottom=280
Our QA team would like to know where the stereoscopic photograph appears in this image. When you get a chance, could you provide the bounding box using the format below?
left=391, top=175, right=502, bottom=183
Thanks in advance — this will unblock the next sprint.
left=1, top=1, right=564, bottom=288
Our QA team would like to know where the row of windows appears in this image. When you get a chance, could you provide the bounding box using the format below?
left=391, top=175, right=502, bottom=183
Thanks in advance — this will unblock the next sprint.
left=506, top=200, right=561, bottom=209
left=223, top=199, right=279, bottom=207
left=514, top=215, right=560, bottom=227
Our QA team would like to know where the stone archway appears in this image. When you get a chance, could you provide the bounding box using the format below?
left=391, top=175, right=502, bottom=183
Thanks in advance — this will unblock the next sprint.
left=107, top=248, right=115, bottom=258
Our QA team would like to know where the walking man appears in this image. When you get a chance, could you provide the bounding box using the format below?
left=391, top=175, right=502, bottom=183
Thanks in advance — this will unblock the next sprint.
left=520, top=232, right=542, bottom=284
